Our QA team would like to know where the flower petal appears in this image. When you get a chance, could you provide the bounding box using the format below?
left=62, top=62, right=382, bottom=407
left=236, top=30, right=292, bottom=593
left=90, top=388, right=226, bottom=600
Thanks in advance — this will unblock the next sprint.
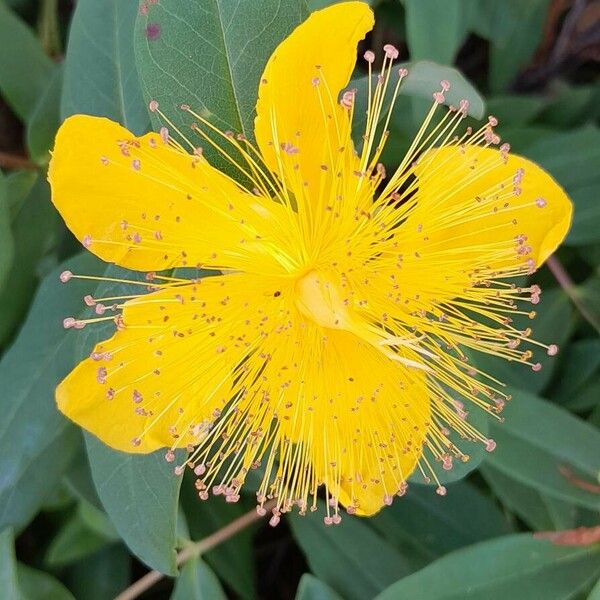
left=254, top=1, right=373, bottom=192
left=56, top=273, right=284, bottom=453
left=409, top=146, right=572, bottom=271
left=49, top=115, right=292, bottom=273
left=265, top=327, right=430, bottom=516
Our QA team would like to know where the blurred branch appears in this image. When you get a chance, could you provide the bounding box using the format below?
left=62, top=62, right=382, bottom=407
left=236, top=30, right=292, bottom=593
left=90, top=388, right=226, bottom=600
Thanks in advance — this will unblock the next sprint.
left=546, top=255, right=600, bottom=334
left=0, top=151, right=37, bottom=170
left=514, top=0, right=600, bottom=91
left=114, top=499, right=276, bottom=600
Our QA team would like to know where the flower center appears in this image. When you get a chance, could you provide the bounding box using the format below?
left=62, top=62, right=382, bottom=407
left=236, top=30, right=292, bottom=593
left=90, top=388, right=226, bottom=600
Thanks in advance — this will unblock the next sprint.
left=295, top=270, right=352, bottom=330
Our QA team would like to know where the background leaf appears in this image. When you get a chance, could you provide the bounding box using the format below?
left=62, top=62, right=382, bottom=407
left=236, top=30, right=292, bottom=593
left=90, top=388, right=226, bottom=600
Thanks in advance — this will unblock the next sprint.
left=134, top=0, right=306, bottom=160
left=0, top=1, right=54, bottom=120
left=85, top=434, right=184, bottom=575
left=376, top=534, right=600, bottom=600
left=61, top=0, right=149, bottom=134
left=404, top=0, right=467, bottom=65
left=0, top=253, right=103, bottom=532
left=170, top=558, right=227, bottom=600
left=485, top=389, right=600, bottom=510
left=289, top=506, right=413, bottom=600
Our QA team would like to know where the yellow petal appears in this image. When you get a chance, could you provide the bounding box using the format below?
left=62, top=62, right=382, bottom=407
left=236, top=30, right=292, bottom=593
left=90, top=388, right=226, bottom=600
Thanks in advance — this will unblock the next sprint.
left=266, top=326, right=429, bottom=516
left=254, top=1, right=373, bottom=192
left=49, top=115, right=292, bottom=273
left=411, top=146, right=572, bottom=269
left=57, top=273, right=282, bottom=453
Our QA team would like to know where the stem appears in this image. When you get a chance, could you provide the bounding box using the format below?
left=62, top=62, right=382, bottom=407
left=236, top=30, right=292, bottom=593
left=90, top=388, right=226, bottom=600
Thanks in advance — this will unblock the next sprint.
left=114, top=499, right=276, bottom=600
left=546, top=255, right=600, bottom=334
left=0, top=152, right=37, bottom=171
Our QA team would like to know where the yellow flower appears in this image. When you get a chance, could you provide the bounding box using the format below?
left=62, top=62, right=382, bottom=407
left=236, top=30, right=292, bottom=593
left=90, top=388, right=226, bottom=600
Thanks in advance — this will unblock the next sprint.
left=49, top=1, right=571, bottom=523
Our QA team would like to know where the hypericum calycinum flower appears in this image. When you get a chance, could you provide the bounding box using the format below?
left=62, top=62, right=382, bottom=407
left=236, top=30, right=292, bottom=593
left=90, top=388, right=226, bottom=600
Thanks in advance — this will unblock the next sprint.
left=49, top=2, right=571, bottom=524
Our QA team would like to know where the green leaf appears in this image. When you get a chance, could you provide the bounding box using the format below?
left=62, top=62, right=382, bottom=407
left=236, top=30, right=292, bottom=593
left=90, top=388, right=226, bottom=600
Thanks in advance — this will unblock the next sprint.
left=552, top=338, right=600, bottom=411
left=17, top=564, right=75, bottom=600
left=487, top=0, right=551, bottom=92
left=134, top=0, right=306, bottom=155
left=61, top=0, right=149, bottom=135
left=376, top=534, right=600, bottom=600
left=404, top=0, right=467, bottom=64
left=0, top=253, right=104, bottom=532
left=45, top=507, right=114, bottom=567
left=26, top=65, right=62, bottom=165
left=486, top=95, right=546, bottom=127
left=85, top=434, right=183, bottom=575
left=289, top=505, right=413, bottom=600
left=0, top=1, right=54, bottom=120
left=469, top=287, right=573, bottom=394
left=4, top=170, right=37, bottom=219
left=66, top=545, right=131, bottom=600
left=0, top=171, right=15, bottom=294
left=78, top=499, right=119, bottom=541
left=482, top=464, right=569, bottom=531
left=486, top=388, right=600, bottom=510
left=537, top=82, right=599, bottom=128
left=589, top=576, right=600, bottom=600
left=180, top=479, right=255, bottom=600
left=0, top=177, right=60, bottom=348
left=295, top=574, right=343, bottom=600
left=171, top=558, right=227, bottom=600
left=0, top=529, right=21, bottom=600
left=370, top=480, right=512, bottom=564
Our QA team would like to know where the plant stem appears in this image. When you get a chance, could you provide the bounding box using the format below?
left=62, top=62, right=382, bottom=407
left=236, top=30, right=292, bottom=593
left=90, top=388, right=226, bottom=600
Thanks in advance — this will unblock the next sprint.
left=0, top=152, right=37, bottom=171
left=546, top=255, right=600, bottom=334
left=114, top=499, right=276, bottom=600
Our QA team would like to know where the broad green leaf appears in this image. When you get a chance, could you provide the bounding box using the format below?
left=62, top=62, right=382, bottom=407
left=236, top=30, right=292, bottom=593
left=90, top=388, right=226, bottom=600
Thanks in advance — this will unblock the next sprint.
left=0, top=1, right=54, bottom=120
left=0, top=529, right=21, bottom=600
left=0, top=253, right=103, bottom=532
left=487, top=95, right=546, bottom=127
left=295, top=575, right=343, bottom=600
left=171, top=559, right=227, bottom=600
left=574, top=277, right=600, bottom=337
left=64, top=448, right=103, bottom=510
left=590, top=576, right=600, bottom=600
left=486, top=389, right=600, bottom=510
left=470, top=287, right=573, bottom=394
left=26, top=65, right=62, bottom=165
left=537, top=82, right=599, bottom=128
left=85, top=434, right=183, bottom=575
left=180, top=478, right=255, bottom=600
left=482, top=464, right=569, bottom=531
left=410, top=402, right=489, bottom=485
left=4, top=170, right=37, bottom=218
left=487, top=0, right=551, bottom=92
left=45, top=506, right=114, bottom=567
left=78, top=499, right=119, bottom=541
left=17, top=564, right=75, bottom=600
left=0, top=178, right=60, bottom=348
left=289, top=505, right=413, bottom=600
left=376, top=534, right=600, bottom=600
left=66, top=545, right=131, bottom=600
left=371, top=480, right=512, bottom=564
left=61, top=0, right=149, bottom=135
left=404, top=0, right=467, bottom=64
left=134, top=0, right=306, bottom=155
left=552, top=338, right=600, bottom=411
left=0, top=171, right=15, bottom=294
